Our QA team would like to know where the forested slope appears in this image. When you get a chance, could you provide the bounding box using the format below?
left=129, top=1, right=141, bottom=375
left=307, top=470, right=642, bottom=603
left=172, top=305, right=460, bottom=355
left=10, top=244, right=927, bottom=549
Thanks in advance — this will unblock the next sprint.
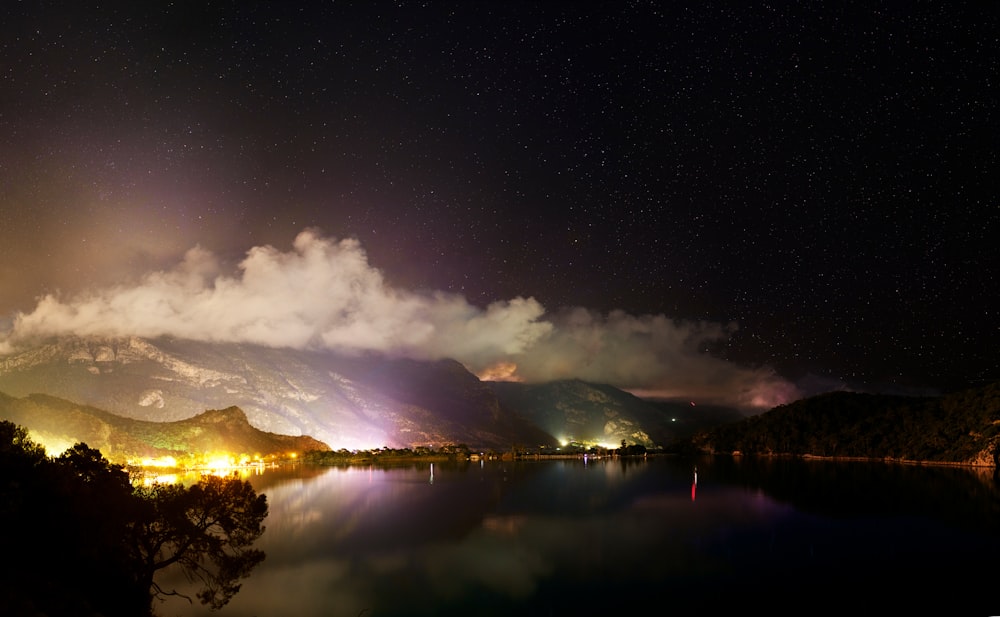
left=687, top=381, right=1000, bottom=466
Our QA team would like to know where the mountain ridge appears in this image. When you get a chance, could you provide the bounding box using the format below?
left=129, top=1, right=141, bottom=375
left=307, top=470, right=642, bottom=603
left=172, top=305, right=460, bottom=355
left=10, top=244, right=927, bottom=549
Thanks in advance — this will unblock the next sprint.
left=0, top=391, right=329, bottom=463
left=682, top=381, right=1000, bottom=466
left=0, top=336, right=686, bottom=452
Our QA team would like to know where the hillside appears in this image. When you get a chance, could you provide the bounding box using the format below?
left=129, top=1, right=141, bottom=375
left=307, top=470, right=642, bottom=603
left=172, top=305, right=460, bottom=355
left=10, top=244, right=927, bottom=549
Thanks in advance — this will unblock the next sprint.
left=488, top=379, right=685, bottom=447
left=645, top=399, right=746, bottom=440
left=0, top=336, right=694, bottom=451
left=684, top=381, right=1000, bottom=466
left=0, top=391, right=329, bottom=465
left=0, top=336, right=556, bottom=450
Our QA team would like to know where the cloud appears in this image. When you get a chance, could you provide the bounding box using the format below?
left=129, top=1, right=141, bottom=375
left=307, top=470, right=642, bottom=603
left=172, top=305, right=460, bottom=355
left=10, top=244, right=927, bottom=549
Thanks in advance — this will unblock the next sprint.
left=488, top=308, right=800, bottom=409
left=1, top=229, right=551, bottom=355
left=0, top=229, right=798, bottom=409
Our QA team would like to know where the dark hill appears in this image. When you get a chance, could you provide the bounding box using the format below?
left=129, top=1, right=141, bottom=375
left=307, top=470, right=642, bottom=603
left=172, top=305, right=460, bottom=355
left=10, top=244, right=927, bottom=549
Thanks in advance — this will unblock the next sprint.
left=684, top=381, right=1000, bottom=466
left=332, top=355, right=556, bottom=449
left=488, top=379, right=681, bottom=447
left=645, top=399, right=745, bottom=440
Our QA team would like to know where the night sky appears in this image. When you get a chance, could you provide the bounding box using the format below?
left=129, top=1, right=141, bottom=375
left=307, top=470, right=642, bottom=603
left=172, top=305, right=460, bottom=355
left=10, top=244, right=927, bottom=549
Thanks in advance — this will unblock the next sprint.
left=1, top=1, right=997, bottom=409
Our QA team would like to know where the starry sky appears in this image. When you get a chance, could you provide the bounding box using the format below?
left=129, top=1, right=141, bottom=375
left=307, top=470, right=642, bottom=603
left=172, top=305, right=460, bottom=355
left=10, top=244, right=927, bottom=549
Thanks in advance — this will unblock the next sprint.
left=1, top=1, right=997, bottom=409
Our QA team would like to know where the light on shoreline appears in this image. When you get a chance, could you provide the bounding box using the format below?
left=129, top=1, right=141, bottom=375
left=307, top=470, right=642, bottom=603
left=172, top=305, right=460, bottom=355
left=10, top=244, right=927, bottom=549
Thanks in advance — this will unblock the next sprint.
left=141, top=456, right=178, bottom=468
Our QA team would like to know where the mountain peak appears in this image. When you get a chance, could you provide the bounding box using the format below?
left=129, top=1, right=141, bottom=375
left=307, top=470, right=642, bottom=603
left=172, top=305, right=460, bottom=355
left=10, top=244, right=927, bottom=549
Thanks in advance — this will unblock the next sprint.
left=189, top=406, right=250, bottom=424
left=0, top=392, right=329, bottom=462
left=0, top=335, right=683, bottom=451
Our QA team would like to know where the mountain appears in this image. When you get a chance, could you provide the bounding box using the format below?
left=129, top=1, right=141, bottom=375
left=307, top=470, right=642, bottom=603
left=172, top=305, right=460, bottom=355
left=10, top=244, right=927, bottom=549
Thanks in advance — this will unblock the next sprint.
left=488, top=379, right=680, bottom=447
left=683, top=381, right=1000, bottom=465
left=0, top=336, right=690, bottom=451
left=0, top=392, right=328, bottom=463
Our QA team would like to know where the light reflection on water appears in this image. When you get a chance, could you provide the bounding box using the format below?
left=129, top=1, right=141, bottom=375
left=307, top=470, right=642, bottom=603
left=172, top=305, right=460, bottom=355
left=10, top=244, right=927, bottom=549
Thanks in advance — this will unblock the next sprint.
left=156, top=457, right=1000, bottom=617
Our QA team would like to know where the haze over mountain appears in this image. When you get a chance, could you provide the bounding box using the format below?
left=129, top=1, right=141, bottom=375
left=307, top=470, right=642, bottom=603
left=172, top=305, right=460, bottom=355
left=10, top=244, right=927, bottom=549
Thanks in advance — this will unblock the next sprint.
left=0, top=336, right=694, bottom=452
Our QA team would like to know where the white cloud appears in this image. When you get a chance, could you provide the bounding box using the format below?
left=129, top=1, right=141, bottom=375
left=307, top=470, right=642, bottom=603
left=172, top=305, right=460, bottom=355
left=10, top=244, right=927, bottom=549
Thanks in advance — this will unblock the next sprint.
left=0, top=229, right=798, bottom=409
left=2, top=229, right=552, bottom=355
left=485, top=307, right=799, bottom=409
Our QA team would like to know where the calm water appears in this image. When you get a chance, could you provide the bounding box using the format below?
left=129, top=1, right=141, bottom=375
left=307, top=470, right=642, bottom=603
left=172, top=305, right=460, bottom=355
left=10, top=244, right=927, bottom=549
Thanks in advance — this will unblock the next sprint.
left=157, top=456, right=1000, bottom=616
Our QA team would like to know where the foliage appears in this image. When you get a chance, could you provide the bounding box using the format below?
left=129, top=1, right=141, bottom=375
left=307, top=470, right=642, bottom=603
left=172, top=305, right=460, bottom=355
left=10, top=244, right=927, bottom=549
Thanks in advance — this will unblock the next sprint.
left=305, top=443, right=472, bottom=465
left=130, top=475, right=268, bottom=610
left=0, top=420, right=47, bottom=462
left=0, top=420, right=268, bottom=617
left=685, top=381, right=1000, bottom=465
left=618, top=443, right=648, bottom=456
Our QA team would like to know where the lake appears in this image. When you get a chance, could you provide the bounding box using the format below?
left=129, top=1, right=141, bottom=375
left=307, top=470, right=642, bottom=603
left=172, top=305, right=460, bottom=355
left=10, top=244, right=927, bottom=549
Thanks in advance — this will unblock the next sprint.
left=157, top=455, right=1000, bottom=616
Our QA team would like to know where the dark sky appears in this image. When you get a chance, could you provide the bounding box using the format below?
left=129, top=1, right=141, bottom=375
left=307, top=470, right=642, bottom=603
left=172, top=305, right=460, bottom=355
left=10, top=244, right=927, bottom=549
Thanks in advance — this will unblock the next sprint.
left=1, top=1, right=997, bottom=408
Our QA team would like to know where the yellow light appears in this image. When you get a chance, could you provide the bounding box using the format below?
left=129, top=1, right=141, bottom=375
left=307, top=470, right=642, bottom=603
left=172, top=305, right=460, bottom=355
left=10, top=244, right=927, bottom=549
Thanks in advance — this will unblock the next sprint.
left=142, top=474, right=179, bottom=486
left=205, top=455, right=235, bottom=470
left=26, top=431, right=76, bottom=457
left=140, top=456, right=178, bottom=468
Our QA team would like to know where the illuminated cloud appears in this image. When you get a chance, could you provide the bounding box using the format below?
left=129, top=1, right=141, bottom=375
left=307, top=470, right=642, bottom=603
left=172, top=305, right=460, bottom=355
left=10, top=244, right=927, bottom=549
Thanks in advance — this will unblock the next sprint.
left=0, top=230, right=798, bottom=409
left=476, top=361, right=520, bottom=382
left=483, top=308, right=800, bottom=409
left=0, top=230, right=551, bottom=356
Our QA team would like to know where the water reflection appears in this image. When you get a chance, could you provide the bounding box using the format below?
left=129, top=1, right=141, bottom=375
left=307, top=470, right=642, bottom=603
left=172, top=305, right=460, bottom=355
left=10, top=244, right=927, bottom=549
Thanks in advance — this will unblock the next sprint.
left=157, top=457, right=1000, bottom=617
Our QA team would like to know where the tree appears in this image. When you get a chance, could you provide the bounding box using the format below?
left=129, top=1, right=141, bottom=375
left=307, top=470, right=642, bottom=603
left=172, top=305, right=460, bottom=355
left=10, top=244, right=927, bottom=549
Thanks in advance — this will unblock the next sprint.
left=57, top=442, right=134, bottom=496
left=130, top=475, right=269, bottom=611
left=0, top=420, right=46, bottom=463
left=52, top=444, right=144, bottom=613
left=0, top=422, right=268, bottom=616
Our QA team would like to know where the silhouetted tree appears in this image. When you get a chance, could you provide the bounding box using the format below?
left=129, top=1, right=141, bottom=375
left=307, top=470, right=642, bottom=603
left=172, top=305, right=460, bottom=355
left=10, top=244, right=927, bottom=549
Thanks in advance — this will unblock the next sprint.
left=130, top=474, right=268, bottom=611
left=0, top=421, right=268, bottom=617
left=51, top=443, right=143, bottom=614
left=0, top=420, right=46, bottom=463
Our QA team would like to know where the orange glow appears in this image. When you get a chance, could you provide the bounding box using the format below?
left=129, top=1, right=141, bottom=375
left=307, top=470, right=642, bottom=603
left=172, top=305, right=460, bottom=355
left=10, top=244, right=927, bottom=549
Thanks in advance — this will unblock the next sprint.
left=476, top=361, right=521, bottom=382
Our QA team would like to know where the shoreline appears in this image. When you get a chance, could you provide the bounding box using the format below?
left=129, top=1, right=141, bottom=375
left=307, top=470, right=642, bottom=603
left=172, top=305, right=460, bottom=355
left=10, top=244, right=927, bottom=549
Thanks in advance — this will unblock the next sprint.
left=702, top=450, right=997, bottom=469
